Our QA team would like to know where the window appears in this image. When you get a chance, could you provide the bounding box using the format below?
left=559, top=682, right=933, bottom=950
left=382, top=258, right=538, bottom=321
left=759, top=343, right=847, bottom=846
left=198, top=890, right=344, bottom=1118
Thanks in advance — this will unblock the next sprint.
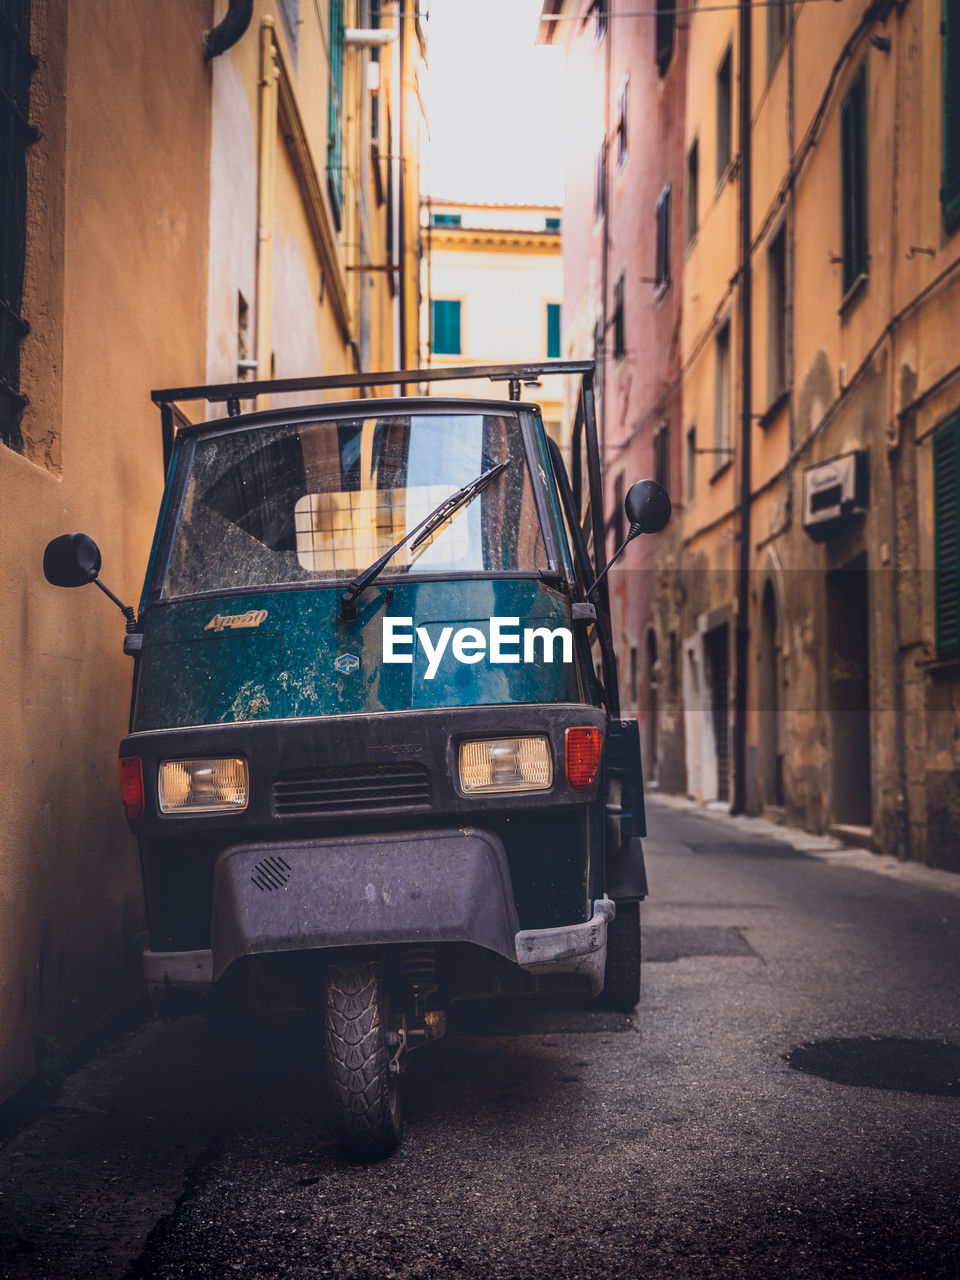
left=686, top=426, right=697, bottom=499
left=767, top=0, right=787, bottom=73
left=655, top=185, right=671, bottom=292
left=545, top=216, right=561, bottom=232
left=714, top=322, right=731, bottom=466
left=430, top=299, right=461, bottom=355
left=767, top=225, right=787, bottom=405
left=653, top=420, right=670, bottom=490
left=1, top=0, right=35, bottom=451
left=595, top=0, right=608, bottom=42
left=717, top=46, right=733, bottom=183
left=945, top=0, right=960, bottom=232
left=934, top=412, right=960, bottom=658
left=593, top=314, right=605, bottom=403
left=686, top=140, right=699, bottom=245
left=278, top=0, right=299, bottom=63
left=840, top=63, right=869, bottom=298
left=595, top=140, right=607, bottom=220
left=370, top=0, right=381, bottom=146
left=163, top=414, right=547, bottom=599
left=613, top=472, right=625, bottom=551
left=656, top=0, right=675, bottom=77
left=546, top=303, right=561, bottom=359
left=327, top=0, right=345, bottom=223
left=613, top=275, right=626, bottom=360
left=617, top=77, right=629, bottom=170
left=430, top=212, right=462, bottom=227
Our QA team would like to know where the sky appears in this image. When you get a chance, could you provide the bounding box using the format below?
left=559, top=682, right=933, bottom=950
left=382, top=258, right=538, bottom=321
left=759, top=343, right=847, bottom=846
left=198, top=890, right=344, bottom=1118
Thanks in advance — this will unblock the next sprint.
left=420, top=0, right=566, bottom=205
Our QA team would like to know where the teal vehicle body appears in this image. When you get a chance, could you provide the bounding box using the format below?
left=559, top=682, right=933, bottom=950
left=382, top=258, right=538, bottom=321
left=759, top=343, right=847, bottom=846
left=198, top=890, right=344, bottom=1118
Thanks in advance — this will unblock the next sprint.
left=43, top=362, right=670, bottom=1160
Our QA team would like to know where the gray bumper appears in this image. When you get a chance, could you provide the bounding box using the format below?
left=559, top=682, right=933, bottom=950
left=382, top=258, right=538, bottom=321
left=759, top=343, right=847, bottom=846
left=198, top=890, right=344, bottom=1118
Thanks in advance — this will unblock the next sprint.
left=143, top=900, right=615, bottom=1001
left=514, top=898, right=614, bottom=996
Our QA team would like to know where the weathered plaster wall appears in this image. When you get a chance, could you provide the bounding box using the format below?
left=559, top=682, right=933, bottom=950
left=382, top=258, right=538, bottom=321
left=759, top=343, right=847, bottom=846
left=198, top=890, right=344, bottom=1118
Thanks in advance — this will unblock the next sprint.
left=0, top=0, right=209, bottom=1104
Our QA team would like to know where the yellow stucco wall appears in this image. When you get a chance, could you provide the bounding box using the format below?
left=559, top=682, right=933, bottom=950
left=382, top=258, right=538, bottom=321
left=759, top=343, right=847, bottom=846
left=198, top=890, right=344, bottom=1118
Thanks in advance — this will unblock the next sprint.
left=0, top=0, right=210, bottom=1102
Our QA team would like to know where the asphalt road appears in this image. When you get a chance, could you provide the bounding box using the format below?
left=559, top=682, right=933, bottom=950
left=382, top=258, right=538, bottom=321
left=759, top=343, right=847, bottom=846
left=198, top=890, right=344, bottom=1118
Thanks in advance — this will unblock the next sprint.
left=1, top=797, right=959, bottom=1279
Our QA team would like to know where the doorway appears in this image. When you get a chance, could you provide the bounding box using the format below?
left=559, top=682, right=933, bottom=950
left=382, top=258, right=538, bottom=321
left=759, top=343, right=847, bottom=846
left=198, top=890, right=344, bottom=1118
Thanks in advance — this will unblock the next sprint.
left=645, top=629, right=659, bottom=783
left=758, top=580, right=783, bottom=807
left=704, top=623, right=730, bottom=802
left=826, top=555, right=871, bottom=825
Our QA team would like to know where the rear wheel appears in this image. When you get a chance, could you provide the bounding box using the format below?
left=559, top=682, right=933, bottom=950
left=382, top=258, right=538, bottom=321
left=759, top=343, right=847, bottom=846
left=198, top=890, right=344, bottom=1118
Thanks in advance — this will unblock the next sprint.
left=597, top=900, right=641, bottom=1011
left=324, top=957, right=402, bottom=1160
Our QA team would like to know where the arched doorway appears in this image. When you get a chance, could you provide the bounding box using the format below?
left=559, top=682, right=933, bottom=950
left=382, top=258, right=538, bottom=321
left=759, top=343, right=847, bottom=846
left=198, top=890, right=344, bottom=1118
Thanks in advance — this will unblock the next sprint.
left=758, top=579, right=783, bottom=807
left=645, top=629, right=659, bottom=783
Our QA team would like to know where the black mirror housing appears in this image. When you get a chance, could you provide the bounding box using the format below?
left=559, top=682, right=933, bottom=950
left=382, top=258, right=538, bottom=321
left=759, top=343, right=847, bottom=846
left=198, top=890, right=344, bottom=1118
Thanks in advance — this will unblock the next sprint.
left=43, top=533, right=102, bottom=588
left=625, top=480, right=671, bottom=534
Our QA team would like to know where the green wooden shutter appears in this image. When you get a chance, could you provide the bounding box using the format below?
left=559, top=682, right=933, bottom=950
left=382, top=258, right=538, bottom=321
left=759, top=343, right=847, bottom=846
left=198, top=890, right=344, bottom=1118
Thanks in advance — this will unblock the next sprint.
left=327, top=0, right=344, bottom=224
left=934, top=414, right=960, bottom=657
left=547, top=304, right=561, bottom=359
left=430, top=300, right=461, bottom=355
left=944, top=0, right=960, bottom=231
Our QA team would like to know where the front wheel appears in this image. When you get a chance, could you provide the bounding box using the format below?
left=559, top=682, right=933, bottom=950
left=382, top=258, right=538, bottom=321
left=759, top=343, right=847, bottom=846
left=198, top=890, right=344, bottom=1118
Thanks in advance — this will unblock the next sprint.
left=596, top=900, right=641, bottom=1011
left=324, top=957, right=402, bottom=1159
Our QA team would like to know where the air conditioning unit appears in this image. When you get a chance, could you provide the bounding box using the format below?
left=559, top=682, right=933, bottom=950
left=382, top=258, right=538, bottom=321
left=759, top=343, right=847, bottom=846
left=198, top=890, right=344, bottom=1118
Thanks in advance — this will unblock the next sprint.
left=802, top=450, right=869, bottom=542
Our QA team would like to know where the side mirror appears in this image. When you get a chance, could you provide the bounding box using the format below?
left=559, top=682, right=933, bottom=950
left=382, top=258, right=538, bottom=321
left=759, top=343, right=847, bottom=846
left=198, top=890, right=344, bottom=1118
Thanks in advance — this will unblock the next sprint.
left=42, top=533, right=139, bottom=633
left=582, top=479, right=673, bottom=601
left=43, top=533, right=102, bottom=588
left=625, top=479, right=671, bottom=535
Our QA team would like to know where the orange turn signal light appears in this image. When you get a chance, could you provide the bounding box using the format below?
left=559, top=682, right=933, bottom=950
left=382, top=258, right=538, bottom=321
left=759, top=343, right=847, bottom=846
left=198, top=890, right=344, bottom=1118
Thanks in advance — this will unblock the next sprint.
left=117, top=756, right=145, bottom=821
left=565, top=726, right=602, bottom=791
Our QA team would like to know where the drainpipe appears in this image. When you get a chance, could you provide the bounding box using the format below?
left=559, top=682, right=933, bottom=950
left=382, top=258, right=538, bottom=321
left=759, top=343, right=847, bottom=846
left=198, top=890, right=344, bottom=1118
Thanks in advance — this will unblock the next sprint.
left=205, top=0, right=254, bottom=61
left=732, top=0, right=753, bottom=814
left=600, top=9, right=612, bottom=479
left=887, top=21, right=911, bottom=859
left=398, top=10, right=407, bottom=384
left=255, top=24, right=280, bottom=410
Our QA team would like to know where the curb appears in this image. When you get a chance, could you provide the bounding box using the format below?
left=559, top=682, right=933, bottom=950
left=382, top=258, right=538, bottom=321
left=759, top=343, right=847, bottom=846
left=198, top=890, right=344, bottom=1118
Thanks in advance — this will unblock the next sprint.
left=645, top=792, right=960, bottom=900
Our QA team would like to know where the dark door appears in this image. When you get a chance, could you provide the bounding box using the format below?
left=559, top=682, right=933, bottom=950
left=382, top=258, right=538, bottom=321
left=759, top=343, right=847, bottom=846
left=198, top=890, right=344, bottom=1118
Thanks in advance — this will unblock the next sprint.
left=758, top=581, right=783, bottom=807
left=704, top=623, right=730, bottom=802
left=826, top=556, right=871, bottom=825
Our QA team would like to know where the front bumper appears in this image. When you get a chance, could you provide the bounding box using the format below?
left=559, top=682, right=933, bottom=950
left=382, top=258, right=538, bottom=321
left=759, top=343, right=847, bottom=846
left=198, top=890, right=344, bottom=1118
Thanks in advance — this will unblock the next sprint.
left=143, top=898, right=615, bottom=1004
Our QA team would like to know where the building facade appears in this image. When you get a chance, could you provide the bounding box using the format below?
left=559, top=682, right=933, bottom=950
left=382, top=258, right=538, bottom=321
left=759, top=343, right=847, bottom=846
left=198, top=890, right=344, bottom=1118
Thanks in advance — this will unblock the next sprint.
left=547, top=0, right=960, bottom=868
left=538, top=0, right=688, bottom=785
left=679, top=0, right=960, bottom=867
left=420, top=199, right=564, bottom=439
left=0, top=0, right=426, bottom=1107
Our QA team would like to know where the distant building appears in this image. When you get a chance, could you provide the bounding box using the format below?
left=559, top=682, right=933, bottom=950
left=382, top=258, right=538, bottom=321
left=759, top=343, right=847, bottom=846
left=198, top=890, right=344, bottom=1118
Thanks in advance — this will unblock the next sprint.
left=420, top=199, right=564, bottom=448
left=538, top=0, right=688, bottom=779
left=0, top=0, right=426, bottom=1109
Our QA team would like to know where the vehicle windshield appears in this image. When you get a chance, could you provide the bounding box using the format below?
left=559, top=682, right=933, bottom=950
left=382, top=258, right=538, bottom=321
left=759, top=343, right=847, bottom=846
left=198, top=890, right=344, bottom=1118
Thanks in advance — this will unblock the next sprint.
left=161, top=411, right=547, bottom=599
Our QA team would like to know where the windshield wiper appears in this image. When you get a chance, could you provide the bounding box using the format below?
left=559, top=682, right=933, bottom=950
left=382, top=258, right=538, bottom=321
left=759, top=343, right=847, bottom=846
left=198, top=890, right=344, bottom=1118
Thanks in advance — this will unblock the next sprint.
left=338, top=460, right=510, bottom=621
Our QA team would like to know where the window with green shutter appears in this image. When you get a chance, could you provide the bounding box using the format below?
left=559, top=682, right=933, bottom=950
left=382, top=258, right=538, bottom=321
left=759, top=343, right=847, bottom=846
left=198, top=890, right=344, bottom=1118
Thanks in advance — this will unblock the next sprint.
left=935, top=413, right=960, bottom=658
left=1, top=0, right=35, bottom=451
left=327, top=0, right=345, bottom=225
left=944, top=0, right=960, bottom=232
left=430, top=299, right=461, bottom=355
left=547, top=303, right=561, bottom=359
left=840, top=64, right=869, bottom=299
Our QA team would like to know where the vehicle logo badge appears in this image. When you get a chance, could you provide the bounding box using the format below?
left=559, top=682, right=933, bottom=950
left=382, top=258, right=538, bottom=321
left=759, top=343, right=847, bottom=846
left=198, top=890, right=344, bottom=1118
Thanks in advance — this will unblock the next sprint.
left=334, top=653, right=360, bottom=674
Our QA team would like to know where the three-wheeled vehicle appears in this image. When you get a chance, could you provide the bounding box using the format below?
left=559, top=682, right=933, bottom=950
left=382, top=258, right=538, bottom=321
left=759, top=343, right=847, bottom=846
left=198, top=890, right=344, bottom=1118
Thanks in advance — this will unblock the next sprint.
left=43, top=361, right=670, bottom=1159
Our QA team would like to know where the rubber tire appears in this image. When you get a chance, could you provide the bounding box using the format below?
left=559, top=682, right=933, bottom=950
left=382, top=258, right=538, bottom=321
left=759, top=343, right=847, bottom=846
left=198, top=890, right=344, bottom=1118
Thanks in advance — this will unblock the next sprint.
left=324, top=958, right=402, bottom=1160
left=597, top=900, right=641, bottom=1012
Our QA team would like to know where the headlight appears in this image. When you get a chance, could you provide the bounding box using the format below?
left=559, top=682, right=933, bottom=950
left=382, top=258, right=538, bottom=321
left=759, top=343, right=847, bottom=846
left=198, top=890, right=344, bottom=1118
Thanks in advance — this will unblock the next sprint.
left=458, top=736, right=552, bottom=793
left=158, top=757, right=249, bottom=813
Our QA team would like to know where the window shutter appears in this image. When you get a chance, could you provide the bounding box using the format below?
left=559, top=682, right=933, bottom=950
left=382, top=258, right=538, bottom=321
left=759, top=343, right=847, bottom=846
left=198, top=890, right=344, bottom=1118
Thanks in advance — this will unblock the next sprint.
left=944, top=0, right=960, bottom=231
left=841, top=65, right=868, bottom=294
left=935, top=417, right=960, bottom=657
left=547, top=304, right=561, bottom=359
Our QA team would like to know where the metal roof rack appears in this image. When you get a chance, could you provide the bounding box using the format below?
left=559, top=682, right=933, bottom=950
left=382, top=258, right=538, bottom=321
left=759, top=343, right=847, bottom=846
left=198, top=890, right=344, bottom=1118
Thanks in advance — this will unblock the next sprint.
left=152, top=360, right=595, bottom=473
